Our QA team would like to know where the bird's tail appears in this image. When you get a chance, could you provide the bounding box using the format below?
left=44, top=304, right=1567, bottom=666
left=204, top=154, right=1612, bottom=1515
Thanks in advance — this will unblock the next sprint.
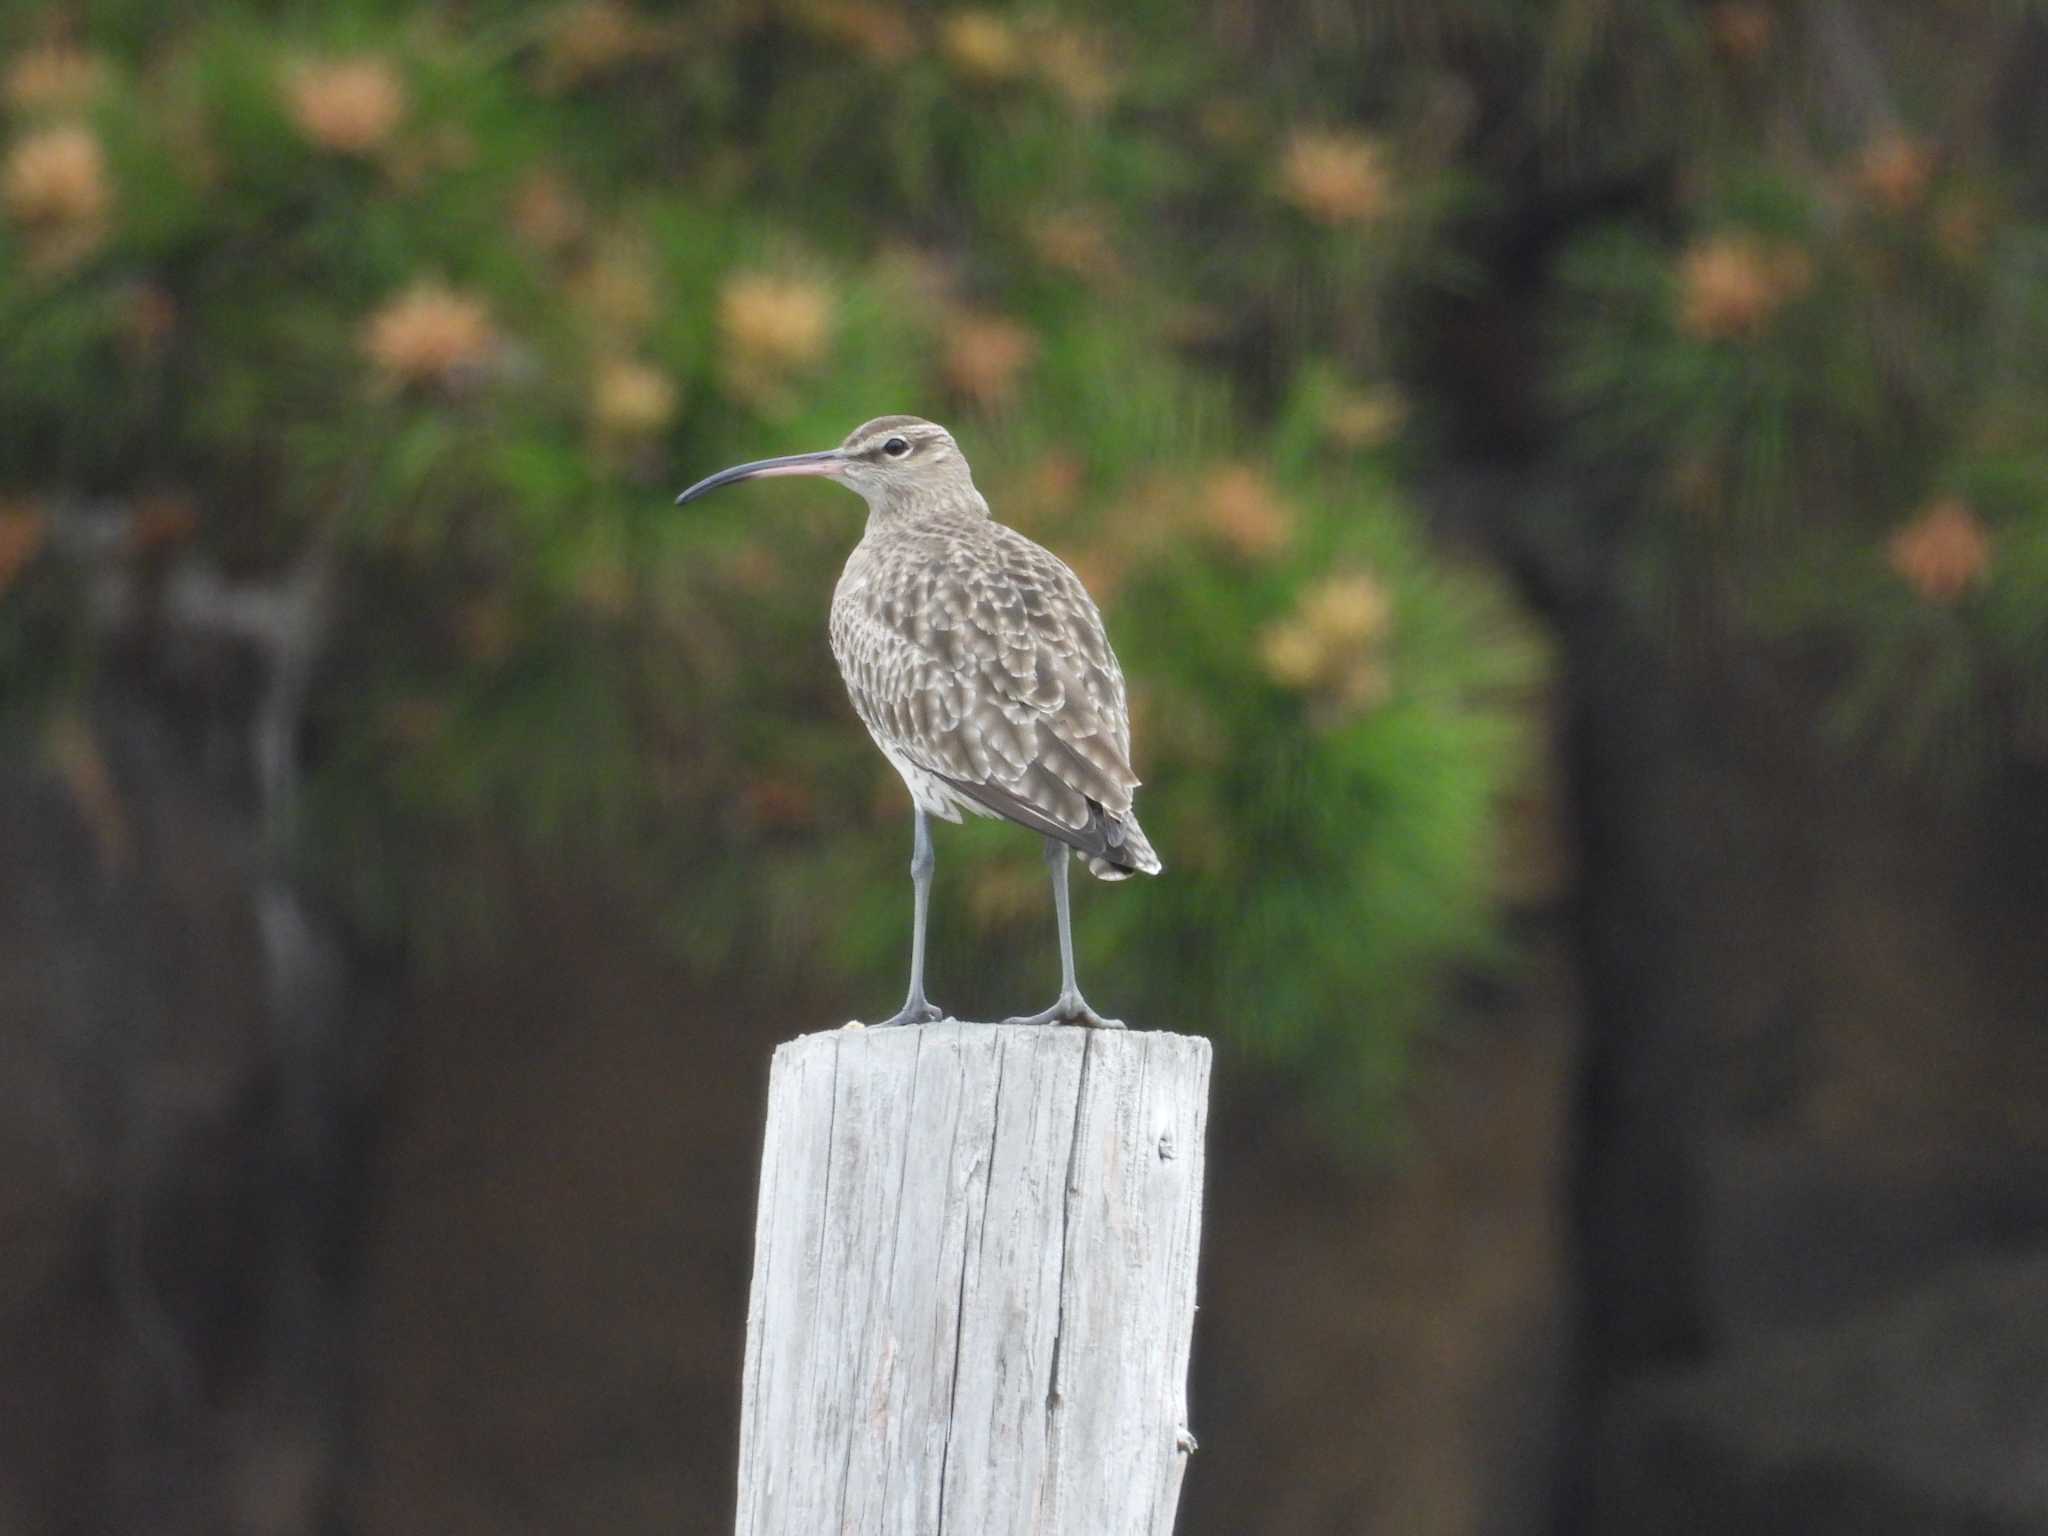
left=938, top=773, right=1161, bottom=878
left=1084, top=809, right=1161, bottom=881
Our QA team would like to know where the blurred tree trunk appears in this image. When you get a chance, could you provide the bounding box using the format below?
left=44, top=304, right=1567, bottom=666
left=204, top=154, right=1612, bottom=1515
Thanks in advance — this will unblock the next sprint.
left=0, top=545, right=371, bottom=1536
left=1415, top=89, right=2048, bottom=1522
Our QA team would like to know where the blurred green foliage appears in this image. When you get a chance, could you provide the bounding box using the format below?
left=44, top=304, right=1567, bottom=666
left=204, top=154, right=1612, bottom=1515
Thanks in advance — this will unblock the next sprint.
left=0, top=0, right=1537, bottom=1124
left=6, top=0, right=2043, bottom=1125
left=1536, top=6, right=2048, bottom=781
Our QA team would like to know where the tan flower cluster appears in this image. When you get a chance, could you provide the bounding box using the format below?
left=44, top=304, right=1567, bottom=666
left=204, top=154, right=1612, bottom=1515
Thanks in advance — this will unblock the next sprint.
left=537, top=1, right=660, bottom=91
left=999, top=451, right=1085, bottom=532
left=1081, top=461, right=1300, bottom=598
left=571, top=237, right=661, bottom=340
left=1033, top=23, right=1116, bottom=113
left=1062, top=542, right=1130, bottom=605
left=3, top=123, right=110, bottom=267
left=510, top=168, right=588, bottom=254
left=1067, top=472, right=1181, bottom=600
left=1097, top=462, right=1295, bottom=587
left=1278, top=131, right=1393, bottom=225
left=3, top=46, right=108, bottom=115
left=1027, top=209, right=1122, bottom=285
left=286, top=56, right=407, bottom=156
left=718, top=271, right=835, bottom=409
left=941, top=311, right=1038, bottom=408
left=938, top=11, right=1023, bottom=80
left=591, top=356, right=679, bottom=439
left=799, top=2, right=919, bottom=65
left=1706, top=2, right=1774, bottom=62
left=362, top=283, right=498, bottom=390
left=874, top=251, right=1041, bottom=411
left=719, top=272, right=833, bottom=369
left=0, top=500, right=46, bottom=593
left=1258, top=570, right=1395, bottom=720
left=1887, top=496, right=1991, bottom=603
left=1200, top=465, right=1295, bottom=560
left=1321, top=386, right=1408, bottom=451
left=3, top=121, right=107, bottom=223
left=1855, top=133, right=1935, bottom=214
left=1675, top=233, right=1812, bottom=341
left=936, top=13, right=1114, bottom=108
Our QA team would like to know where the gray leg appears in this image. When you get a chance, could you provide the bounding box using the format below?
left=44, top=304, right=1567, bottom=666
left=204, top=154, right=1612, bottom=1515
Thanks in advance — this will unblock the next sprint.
left=873, top=807, right=946, bottom=1027
left=1003, top=836, right=1124, bottom=1029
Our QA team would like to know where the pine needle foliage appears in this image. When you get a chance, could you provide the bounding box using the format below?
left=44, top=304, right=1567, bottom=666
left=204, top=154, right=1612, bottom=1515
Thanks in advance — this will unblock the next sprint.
left=1536, top=6, right=2048, bottom=786
left=0, top=0, right=1547, bottom=1131
left=12, top=0, right=2047, bottom=1124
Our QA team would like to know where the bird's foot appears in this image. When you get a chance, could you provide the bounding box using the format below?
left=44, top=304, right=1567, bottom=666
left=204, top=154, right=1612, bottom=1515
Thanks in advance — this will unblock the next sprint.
left=870, top=997, right=948, bottom=1029
left=1002, top=991, right=1125, bottom=1029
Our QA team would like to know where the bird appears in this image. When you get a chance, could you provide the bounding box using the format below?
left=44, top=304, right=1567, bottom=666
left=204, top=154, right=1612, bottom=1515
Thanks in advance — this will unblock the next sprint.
left=676, top=415, right=1160, bottom=1029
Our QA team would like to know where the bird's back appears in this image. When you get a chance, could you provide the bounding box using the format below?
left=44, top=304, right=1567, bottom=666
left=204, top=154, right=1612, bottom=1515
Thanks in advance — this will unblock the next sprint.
left=830, top=507, right=1160, bottom=879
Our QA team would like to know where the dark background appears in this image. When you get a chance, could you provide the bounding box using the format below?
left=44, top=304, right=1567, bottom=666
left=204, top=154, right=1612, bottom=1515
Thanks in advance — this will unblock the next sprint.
left=4, top=3, right=2048, bottom=1532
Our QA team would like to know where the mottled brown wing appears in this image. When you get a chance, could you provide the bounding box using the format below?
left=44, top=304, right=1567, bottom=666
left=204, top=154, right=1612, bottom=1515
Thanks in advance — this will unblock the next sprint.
left=830, top=522, right=1138, bottom=839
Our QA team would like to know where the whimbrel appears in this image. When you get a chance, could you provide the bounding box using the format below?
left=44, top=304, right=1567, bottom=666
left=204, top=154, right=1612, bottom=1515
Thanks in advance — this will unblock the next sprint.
left=676, top=416, right=1160, bottom=1028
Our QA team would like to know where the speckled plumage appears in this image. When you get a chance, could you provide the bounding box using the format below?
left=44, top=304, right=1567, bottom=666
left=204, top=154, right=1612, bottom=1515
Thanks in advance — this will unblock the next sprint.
left=826, top=426, right=1158, bottom=880
left=675, top=414, right=1156, bottom=1027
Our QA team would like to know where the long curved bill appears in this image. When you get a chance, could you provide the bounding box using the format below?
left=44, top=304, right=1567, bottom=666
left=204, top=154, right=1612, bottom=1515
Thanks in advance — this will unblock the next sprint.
left=674, top=449, right=846, bottom=506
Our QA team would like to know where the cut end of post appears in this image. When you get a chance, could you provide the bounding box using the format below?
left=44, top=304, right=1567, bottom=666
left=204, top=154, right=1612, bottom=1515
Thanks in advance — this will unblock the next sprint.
left=798, top=1016, right=1210, bottom=1047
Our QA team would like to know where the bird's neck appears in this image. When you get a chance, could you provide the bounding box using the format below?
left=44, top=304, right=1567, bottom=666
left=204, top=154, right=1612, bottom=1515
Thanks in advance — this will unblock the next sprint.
left=865, top=484, right=991, bottom=532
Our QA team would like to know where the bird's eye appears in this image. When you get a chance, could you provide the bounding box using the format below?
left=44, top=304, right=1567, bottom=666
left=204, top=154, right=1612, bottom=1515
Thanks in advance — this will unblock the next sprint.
left=883, top=436, right=911, bottom=458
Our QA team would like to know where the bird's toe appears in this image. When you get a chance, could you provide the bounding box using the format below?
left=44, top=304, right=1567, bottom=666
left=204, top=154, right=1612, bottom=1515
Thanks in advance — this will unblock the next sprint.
left=1002, top=994, right=1124, bottom=1029
left=1069, top=1004, right=1125, bottom=1030
left=872, top=999, right=947, bottom=1028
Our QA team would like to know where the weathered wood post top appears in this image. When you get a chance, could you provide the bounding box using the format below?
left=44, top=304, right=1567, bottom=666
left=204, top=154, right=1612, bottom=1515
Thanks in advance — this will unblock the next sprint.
left=735, top=1020, right=1211, bottom=1536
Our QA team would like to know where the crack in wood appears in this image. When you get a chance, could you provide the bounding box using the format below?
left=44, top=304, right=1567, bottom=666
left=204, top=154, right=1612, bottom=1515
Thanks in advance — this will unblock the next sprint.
left=739, top=1023, right=1206, bottom=1534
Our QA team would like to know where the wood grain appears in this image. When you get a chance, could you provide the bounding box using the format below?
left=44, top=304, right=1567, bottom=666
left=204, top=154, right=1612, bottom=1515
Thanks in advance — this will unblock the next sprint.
left=735, top=1021, right=1210, bottom=1536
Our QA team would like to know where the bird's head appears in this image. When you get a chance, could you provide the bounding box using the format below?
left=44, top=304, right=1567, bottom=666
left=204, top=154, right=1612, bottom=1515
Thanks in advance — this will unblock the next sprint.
left=675, top=416, right=979, bottom=515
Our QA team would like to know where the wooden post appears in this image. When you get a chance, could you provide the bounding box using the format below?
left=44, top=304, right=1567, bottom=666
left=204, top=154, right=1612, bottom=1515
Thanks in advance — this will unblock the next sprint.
left=734, top=1021, right=1210, bottom=1536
